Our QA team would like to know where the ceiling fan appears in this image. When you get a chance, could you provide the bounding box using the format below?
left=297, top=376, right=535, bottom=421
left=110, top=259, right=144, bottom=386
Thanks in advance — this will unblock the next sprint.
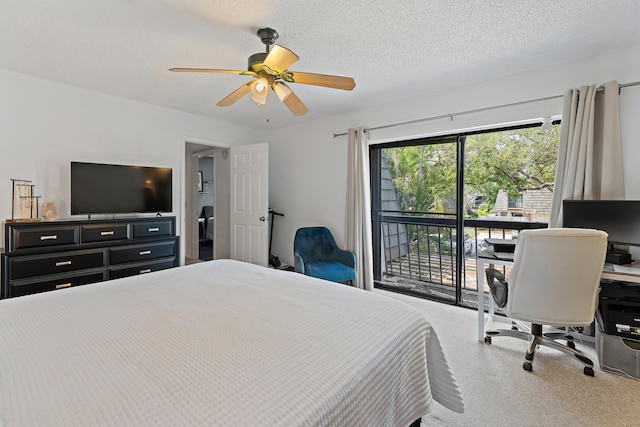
left=169, top=27, right=356, bottom=116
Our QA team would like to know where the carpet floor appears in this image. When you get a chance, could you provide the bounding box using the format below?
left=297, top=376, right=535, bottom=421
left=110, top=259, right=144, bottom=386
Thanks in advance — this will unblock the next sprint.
left=377, top=290, right=640, bottom=427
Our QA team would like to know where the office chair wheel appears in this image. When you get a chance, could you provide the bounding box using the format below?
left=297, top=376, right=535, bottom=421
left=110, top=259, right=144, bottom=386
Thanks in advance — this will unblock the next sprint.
left=584, top=367, right=595, bottom=377
left=484, top=336, right=492, bottom=344
left=523, top=361, right=533, bottom=372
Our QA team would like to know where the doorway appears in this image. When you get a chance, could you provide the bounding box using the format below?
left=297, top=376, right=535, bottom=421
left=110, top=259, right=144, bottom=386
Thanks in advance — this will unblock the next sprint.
left=182, top=139, right=231, bottom=265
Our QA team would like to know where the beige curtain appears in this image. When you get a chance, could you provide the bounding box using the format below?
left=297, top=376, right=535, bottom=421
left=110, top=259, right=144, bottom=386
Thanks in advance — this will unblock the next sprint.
left=346, top=127, right=374, bottom=290
left=549, top=81, right=624, bottom=227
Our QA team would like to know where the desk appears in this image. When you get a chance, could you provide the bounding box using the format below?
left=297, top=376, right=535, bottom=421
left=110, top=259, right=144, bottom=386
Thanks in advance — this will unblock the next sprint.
left=476, top=251, right=514, bottom=342
left=476, top=252, right=640, bottom=342
left=601, top=261, right=640, bottom=284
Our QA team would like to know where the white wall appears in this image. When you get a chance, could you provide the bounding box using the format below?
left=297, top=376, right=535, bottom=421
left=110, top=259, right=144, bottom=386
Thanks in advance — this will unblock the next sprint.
left=267, top=44, right=640, bottom=267
left=3, top=43, right=639, bottom=268
left=0, top=68, right=260, bottom=258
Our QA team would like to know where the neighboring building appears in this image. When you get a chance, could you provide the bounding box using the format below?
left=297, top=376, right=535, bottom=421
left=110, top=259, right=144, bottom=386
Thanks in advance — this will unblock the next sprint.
left=493, top=189, right=553, bottom=222
left=380, top=153, right=410, bottom=262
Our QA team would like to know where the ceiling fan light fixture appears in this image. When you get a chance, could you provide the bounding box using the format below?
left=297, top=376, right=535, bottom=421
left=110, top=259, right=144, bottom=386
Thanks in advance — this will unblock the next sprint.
left=251, top=93, right=268, bottom=106
left=250, top=77, right=269, bottom=98
left=272, top=82, right=292, bottom=102
left=170, top=27, right=354, bottom=116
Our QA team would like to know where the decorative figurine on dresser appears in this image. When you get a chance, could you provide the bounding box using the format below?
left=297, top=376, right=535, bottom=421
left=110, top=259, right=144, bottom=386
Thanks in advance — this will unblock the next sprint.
left=8, top=178, right=41, bottom=222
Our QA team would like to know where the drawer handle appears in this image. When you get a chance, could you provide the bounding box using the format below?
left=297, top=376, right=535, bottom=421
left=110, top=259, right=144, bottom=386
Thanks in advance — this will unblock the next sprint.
left=100, top=231, right=115, bottom=236
left=55, top=260, right=72, bottom=267
left=40, top=235, right=58, bottom=241
left=56, top=283, right=72, bottom=289
left=148, top=227, right=160, bottom=232
left=139, top=250, right=152, bottom=256
left=140, top=269, right=152, bottom=274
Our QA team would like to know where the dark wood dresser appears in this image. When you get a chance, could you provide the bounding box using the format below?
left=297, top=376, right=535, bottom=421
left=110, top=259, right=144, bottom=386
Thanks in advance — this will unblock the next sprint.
left=2, top=217, right=179, bottom=299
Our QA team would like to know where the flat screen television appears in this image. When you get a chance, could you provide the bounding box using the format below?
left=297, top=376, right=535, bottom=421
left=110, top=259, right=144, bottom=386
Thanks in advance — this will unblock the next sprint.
left=562, top=200, right=640, bottom=247
left=71, top=162, right=172, bottom=215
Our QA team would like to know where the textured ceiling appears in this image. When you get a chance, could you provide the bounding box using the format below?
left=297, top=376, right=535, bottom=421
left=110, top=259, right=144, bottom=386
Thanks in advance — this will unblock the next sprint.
left=1, top=0, right=639, bottom=130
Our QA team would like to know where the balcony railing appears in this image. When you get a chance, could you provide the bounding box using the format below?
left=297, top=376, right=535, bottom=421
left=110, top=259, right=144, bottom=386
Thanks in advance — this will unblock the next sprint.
left=374, top=211, right=547, bottom=305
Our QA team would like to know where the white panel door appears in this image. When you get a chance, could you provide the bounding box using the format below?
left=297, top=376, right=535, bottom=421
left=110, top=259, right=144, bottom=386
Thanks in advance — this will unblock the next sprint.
left=230, top=143, right=269, bottom=266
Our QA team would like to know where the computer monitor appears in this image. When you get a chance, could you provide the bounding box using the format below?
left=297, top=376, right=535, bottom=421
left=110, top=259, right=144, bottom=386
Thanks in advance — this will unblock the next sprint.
left=562, top=200, right=640, bottom=247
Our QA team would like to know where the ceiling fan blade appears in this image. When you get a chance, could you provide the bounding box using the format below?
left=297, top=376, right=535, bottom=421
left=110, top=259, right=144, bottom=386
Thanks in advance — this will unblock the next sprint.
left=287, top=71, right=355, bottom=91
left=216, top=82, right=252, bottom=107
left=263, top=45, right=299, bottom=75
left=282, top=89, right=309, bottom=116
left=169, top=68, right=255, bottom=77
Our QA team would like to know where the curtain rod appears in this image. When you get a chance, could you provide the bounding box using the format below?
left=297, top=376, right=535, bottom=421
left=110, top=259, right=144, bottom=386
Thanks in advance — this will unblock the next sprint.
left=332, top=80, right=640, bottom=138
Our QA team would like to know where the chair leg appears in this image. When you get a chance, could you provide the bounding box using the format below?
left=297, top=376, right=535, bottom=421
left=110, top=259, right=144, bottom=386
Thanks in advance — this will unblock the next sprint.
left=486, top=323, right=594, bottom=376
left=523, top=325, right=543, bottom=372
left=485, top=328, right=532, bottom=341
left=544, top=331, right=576, bottom=349
left=539, top=335, right=595, bottom=375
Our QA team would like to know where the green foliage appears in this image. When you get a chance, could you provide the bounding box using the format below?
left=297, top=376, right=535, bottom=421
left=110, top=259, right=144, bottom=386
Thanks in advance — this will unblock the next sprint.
left=383, top=125, right=559, bottom=216
left=386, top=142, right=458, bottom=214
left=464, top=127, right=559, bottom=205
left=406, top=225, right=456, bottom=256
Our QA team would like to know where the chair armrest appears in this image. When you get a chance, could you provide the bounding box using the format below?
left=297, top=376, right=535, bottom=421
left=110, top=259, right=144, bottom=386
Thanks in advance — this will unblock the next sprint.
left=294, top=253, right=305, bottom=274
left=332, top=248, right=356, bottom=269
left=485, top=267, right=508, bottom=308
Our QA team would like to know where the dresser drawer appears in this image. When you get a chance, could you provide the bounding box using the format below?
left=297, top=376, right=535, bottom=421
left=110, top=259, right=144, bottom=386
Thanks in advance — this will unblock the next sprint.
left=9, top=270, right=106, bottom=298
left=10, top=225, right=78, bottom=251
left=9, top=249, right=106, bottom=280
left=108, top=240, right=176, bottom=265
left=132, top=220, right=173, bottom=238
left=2, top=217, right=177, bottom=299
left=81, top=223, right=129, bottom=243
left=109, top=258, right=176, bottom=280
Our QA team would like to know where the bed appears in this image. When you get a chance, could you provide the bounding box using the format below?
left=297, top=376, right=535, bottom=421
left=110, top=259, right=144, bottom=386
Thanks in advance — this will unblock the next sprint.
left=0, top=259, right=464, bottom=426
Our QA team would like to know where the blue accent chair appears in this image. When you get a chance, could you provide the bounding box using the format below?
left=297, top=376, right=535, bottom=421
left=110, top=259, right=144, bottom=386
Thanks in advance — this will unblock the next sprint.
left=294, top=227, right=356, bottom=284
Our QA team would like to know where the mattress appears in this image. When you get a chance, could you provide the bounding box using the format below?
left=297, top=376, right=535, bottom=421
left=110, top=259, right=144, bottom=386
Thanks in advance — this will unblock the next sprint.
left=0, top=259, right=463, bottom=426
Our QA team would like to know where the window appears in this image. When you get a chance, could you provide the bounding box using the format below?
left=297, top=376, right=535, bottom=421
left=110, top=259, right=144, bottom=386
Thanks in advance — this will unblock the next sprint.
left=370, top=122, right=560, bottom=307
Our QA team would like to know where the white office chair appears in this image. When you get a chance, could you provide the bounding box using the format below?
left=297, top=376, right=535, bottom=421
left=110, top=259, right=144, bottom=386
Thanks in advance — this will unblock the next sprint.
left=484, top=228, right=608, bottom=376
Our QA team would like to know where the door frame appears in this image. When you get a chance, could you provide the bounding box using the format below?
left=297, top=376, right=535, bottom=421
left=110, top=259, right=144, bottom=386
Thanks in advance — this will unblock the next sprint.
left=180, top=135, right=230, bottom=265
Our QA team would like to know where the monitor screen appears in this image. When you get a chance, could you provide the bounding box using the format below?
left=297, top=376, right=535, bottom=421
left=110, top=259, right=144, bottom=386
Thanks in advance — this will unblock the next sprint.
left=562, top=200, right=640, bottom=247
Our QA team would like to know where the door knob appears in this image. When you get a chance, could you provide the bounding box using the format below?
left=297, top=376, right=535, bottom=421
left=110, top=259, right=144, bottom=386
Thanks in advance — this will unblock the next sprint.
left=260, top=216, right=266, bottom=221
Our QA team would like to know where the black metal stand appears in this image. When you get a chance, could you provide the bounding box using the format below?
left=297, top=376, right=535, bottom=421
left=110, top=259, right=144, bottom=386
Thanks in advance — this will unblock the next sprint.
left=268, top=209, right=284, bottom=268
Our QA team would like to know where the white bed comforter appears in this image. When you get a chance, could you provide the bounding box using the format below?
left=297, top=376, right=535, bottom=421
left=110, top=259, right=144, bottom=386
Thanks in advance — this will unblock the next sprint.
left=0, top=259, right=463, bottom=426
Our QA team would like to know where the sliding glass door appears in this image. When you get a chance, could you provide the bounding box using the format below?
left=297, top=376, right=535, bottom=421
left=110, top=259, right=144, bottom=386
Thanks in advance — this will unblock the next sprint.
left=371, top=135, right=462, bottom=305
left=370, top=123, right=559, bottom=307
